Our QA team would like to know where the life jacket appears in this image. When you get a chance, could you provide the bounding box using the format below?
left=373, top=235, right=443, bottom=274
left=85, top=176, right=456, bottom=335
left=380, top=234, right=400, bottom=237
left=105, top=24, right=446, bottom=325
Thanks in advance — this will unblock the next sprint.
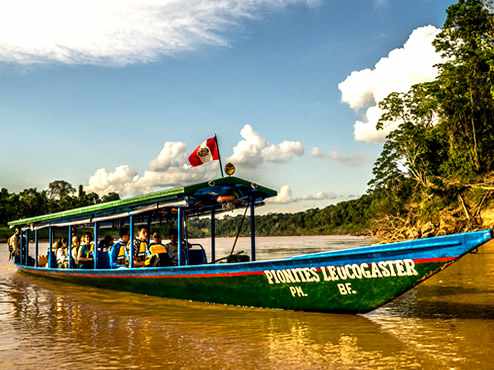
left=149, top=242, right=167, bottom=255
left=133, top=239, right=148, bottom=263
left=79, top=242, right=94, bottom=259
left=145, top=242, right=169, bottom=267
left=111, top=240, right=128, bottom=266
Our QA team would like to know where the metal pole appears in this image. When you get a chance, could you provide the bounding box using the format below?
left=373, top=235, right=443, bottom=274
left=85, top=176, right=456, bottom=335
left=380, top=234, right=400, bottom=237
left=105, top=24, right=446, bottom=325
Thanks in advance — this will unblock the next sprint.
left=177, top=208, right=182, bottom=267
left=48, top=226, right=52, bottom=268
left=147, top=214, right=152, bottom=245
left=19, top=230, right=24, bottom=266
left=184, top=213, right=189, bottom=266
left=250, top=196, right=256, bottom=262
left=214, top=134, right=224, bottom=178
left=211, top=209, right=216, bottom=263
left=129, top=215, right=134, bottom=268
left=68, top=226, right=72, bottom=269
left=35, top=229, right=39, bottom=267
left=93, top=222, right=99, bottom=270
left=25, top=229, right=29, bottom=265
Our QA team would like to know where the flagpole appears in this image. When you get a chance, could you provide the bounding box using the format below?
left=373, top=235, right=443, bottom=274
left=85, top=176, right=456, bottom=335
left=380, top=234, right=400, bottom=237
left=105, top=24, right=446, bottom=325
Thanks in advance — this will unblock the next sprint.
left=214, top=133, right=225, bottom=178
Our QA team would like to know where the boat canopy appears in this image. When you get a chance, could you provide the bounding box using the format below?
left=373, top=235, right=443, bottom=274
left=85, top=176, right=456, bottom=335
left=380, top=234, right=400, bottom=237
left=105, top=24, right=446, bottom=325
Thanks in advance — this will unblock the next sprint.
left=8, top=176, right=277, bottom=229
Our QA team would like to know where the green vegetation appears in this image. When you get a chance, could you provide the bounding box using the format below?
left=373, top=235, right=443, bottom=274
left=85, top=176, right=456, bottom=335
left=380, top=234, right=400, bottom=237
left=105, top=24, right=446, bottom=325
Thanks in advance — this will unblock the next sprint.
left=0, top=181, right=119, bottom=240
left=1, top=0, right=492, bottom=242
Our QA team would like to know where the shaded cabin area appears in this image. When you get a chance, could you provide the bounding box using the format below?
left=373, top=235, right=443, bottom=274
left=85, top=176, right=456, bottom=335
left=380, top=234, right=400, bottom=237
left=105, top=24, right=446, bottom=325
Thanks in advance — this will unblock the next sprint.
left=8, top=177, right=277, bottom=270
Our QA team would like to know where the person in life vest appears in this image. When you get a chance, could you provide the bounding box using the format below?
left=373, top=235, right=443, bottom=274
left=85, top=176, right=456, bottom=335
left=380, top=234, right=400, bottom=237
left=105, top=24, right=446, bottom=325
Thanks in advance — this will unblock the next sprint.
left=165, top=228, right=191, bottom=265
left=71, top=235, right=81, bottom=264
left=145, top=232, right=172, bottom=267
left=109, top=228, right=129, bottom=269
left=56, top=239, right=68, bottom=268
left=131, top=227, right=149, bottom=268
left=96, top=235, right=113, bottom=269
left=7, top=228, right=20, bottom=262
left=77, top=232, right=94, bottom=269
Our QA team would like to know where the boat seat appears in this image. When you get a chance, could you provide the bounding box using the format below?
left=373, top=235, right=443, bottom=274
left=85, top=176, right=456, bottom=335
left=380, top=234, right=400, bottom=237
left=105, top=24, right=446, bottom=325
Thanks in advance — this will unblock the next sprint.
left=47, top=251, right=57, bottom=268
left=188, top=248, right=207, bottom=265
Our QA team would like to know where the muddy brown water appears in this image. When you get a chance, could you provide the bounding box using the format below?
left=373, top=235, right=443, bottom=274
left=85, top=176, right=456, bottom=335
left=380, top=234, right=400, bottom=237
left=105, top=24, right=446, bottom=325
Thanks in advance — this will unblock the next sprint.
left=1, top=236, right=494, bottom=369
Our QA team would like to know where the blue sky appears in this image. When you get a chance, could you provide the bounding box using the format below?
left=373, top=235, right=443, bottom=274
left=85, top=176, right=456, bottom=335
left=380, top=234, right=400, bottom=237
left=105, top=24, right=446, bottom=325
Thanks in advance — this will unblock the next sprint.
left=0, top=0, right=454, bottom=212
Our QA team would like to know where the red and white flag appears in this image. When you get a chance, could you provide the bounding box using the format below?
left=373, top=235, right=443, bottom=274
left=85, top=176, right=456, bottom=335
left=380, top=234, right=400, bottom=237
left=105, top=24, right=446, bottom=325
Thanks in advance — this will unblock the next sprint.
left=188, top=136, right=220, bottom=167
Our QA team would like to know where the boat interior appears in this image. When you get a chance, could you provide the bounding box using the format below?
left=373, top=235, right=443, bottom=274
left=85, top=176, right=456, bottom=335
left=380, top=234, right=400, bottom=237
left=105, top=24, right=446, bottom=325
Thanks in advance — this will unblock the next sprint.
left=9, top=177, right=278, bottom=270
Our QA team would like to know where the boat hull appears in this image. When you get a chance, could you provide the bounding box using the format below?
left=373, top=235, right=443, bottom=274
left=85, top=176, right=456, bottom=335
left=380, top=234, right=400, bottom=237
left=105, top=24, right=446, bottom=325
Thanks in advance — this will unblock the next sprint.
left=17, top=230, right=492, bottom=313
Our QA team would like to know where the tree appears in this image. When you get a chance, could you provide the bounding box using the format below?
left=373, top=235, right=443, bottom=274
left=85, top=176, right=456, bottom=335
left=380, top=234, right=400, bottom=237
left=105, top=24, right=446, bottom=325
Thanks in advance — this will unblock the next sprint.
left=101, top=192, right=120, bottom=203
left=47, top=180, right=75, bottom=201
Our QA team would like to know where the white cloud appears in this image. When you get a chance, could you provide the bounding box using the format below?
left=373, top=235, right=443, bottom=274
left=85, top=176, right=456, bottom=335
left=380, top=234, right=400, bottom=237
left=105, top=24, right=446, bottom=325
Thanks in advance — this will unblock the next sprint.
left=229, top=124, right=304, bottom=167
left=87, top=165, right=139, bottom=195
left=148, top=142, right=187, bottom=172
left=0, top=0, right=316, bottom=66
left=269, top=185, right=340, bottom=204
left=87, top=141, right=213, bottom=196
left=87, top=124, right=304, bottom=197
left=311, top=147, right=366, bottom=166
left=338, top=25, right=443, bottom=143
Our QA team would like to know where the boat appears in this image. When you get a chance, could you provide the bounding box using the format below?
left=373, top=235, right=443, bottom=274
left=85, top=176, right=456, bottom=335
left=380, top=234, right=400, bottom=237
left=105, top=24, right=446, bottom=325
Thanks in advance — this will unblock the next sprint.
left=8, top=176, right=493, bottom=314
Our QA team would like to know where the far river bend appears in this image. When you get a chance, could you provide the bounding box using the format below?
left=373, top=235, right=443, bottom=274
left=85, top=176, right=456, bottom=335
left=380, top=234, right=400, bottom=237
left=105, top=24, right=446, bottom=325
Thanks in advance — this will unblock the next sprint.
left=1, top=235, right=494, bottom=369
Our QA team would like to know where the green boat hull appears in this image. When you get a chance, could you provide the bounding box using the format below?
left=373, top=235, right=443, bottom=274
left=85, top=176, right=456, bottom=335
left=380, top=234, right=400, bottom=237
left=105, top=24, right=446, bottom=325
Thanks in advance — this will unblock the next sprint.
left=17, top=230, right=492, bottom=313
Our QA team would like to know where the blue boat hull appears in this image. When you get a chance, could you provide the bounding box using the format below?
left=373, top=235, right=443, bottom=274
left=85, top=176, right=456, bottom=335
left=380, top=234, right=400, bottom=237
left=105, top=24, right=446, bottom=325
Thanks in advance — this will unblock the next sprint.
left=17, top=230, right=492, bottom=313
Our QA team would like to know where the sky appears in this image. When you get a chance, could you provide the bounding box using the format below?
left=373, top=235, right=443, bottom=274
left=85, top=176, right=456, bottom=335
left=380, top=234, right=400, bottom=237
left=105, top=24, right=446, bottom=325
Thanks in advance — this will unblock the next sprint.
left=0, top=0, right=455, bottom=213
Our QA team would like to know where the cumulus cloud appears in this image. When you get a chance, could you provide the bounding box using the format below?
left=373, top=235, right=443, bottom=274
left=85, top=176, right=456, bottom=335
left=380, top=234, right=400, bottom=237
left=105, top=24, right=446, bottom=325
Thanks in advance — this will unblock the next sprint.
left=269, top=185, right=341, bottom=204
left=229, top=124, right=304, bottom=167
left=338, top=25, right=443, bottom=143
left=0, top=0, right=316, bottom=65
left=87, top=141, right=213, bottom=196
left=87, top=124, right=304, bottom=197
left=311, top=147, right=366, bottom=166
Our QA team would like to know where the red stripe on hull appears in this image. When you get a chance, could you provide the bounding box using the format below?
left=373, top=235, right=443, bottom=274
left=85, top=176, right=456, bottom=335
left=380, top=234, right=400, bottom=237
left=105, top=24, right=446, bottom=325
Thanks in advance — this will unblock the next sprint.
left=21, top=257, right=456, bottom=280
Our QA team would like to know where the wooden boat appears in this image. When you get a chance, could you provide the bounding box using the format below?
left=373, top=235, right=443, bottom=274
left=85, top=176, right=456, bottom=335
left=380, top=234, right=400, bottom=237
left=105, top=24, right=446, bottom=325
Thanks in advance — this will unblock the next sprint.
left=9, top=176, right=493, bottom=313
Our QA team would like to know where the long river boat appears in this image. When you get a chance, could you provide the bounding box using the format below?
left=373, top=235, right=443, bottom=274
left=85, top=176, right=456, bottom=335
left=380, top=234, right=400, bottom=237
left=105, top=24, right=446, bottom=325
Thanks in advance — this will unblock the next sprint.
left=8, top=176, right=493, bottom=313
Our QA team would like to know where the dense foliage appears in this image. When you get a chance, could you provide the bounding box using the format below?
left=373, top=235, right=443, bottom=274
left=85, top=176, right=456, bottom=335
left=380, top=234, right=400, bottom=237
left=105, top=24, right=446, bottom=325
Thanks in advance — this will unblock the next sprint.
left=0, top=181, right=119, bottom=238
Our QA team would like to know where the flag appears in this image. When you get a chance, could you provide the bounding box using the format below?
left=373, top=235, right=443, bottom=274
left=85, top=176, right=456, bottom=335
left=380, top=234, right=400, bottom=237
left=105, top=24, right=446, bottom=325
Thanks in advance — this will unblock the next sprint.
left=188, top=136, right=220, bottom=167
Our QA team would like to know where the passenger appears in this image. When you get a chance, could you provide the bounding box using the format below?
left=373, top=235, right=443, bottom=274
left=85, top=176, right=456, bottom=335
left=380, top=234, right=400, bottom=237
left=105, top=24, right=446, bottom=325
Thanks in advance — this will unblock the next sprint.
left=77, top=232, right=94, bottom=269
left=71, top=236, right=81, bottom=263
left=98, top=235, right=114, bottom=253
left=96, top=235, right=113, bottom=269
left=109, top=228, right=129, bottom=268
left=7, top=228, right=20, bottom=262
left=56, top=240, right=68, bottom=268
left=165, top=229, right=190, bottom=265
left=131, top=227, right=149, bottom=268
left=145, top=232, right=171, bottom=267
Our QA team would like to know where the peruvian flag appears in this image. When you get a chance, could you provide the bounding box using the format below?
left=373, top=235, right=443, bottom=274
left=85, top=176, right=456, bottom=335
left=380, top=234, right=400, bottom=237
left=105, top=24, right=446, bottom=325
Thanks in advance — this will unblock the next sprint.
left=188, top=136, right=220, bottom=167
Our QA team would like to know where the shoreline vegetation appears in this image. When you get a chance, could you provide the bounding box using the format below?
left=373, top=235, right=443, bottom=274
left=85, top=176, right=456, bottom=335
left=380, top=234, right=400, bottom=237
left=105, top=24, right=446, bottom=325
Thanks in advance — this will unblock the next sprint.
left=1, top=0, right=493, bottom=244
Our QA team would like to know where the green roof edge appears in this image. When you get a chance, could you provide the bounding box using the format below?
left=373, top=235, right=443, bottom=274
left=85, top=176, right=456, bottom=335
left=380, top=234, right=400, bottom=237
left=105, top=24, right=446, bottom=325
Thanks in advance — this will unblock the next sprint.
left=8, top=177, right=277, bottom=227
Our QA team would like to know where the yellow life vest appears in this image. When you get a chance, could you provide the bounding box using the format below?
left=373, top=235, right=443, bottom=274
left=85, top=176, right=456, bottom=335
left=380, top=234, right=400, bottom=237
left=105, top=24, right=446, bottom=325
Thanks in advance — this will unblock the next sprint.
left=149, top=243, right=167, bottom=255
left=132, top=240, right=148, bottom=262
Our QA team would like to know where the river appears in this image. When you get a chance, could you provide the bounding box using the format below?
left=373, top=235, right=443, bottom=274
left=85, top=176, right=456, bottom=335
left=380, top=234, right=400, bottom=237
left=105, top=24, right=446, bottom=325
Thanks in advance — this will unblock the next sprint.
left=1, top=235, right=494, bottom=369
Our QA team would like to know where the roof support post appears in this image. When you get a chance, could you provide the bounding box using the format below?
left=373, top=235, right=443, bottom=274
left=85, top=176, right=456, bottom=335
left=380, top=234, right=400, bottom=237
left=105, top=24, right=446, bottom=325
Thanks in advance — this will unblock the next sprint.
left=67, top=226, right=72, bottom=269
left=25, top=229, right=29, bottom=265
left=48, top=226, right=53, bottom=268
left=129, top=215, right=134, bottom=268
left=250, top=196, right=256, bottom=262
left=147, top=214, right=152, bottom=245
left=211, top=208, right=216, bottom=263
left=35, top=229, right=39, bottom=267
left=93, top=222, right=99, bottom=270
left=19, top=230, right=24, bottom=266
left=177, top=208, right=183, bottom=267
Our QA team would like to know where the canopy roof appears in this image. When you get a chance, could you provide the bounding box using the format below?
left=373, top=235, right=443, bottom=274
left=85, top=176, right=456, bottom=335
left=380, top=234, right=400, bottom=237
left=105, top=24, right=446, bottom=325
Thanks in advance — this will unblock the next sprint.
left=8, top=176, right=277, bottom=228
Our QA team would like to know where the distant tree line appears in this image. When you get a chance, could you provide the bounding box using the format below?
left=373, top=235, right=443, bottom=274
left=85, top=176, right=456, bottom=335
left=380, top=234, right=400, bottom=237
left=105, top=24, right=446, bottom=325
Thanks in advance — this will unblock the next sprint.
left=0, top=180, right=120, bottom=227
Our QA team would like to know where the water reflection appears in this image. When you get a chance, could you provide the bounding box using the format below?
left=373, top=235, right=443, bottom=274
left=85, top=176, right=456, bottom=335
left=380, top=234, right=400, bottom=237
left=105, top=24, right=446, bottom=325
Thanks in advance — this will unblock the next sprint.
left=1, top=237, right=494, bottom=369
